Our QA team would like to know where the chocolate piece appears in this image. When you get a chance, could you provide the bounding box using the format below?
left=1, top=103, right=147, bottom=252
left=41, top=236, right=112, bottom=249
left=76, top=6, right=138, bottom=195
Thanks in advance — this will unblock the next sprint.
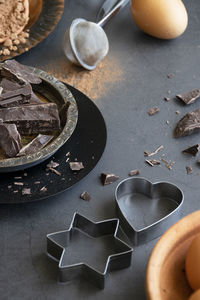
left=0, top=84, right=31, bottom=102
left=161, top=158, right=175, bottom=170
left=48, top=167, right=61, bottom=176
left=80, top=191, right=91, bottom=201
left=29, top=92, right=43, bottom=104
left=129, top=169, right=140, bottom=176
left=167, top=74, right=174, bottom=79
left=144, top=145, right=164, bottom=157
left=59, top=101, right=70, bottom=127
left=22, top=188, right=31, bottom=195
left=182, top=144, right=200, bottom=156
left=14, top=182, right=24, bottom=186
left=147, top=107, right=160, bottom=116
left=164, top=97, right=170, bottom=102
left=2, top=59, right=42, bottom=84
left=0, top=95, right=27, bottom=108
left=186, top=166, right=193, bottom=174
left=174, top=109, right=200, bottom=137
left=46, top=160, right=59, bottom=169
left=0, top=103, right=60, bottom=134
left=176, top=89, right=200, bottom=105
left=145, top=159, right=160, bottom=166
left=1, top=78, right=21, bottom=91
left=17, top=134, right=53, bottom=156
left=100, top=173, right=119, bottom=185
left=69, top=162, right=84, bottom=171
left=175, top=111, right=180, bottom=115
left=40, top=186, right=47, bottom=192
left=0, top=121, right=21, bottom=157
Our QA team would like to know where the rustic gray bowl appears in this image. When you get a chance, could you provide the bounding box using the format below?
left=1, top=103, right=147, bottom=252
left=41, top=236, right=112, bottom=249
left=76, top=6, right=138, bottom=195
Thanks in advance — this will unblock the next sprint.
left=0, top=67, right=78, bottom=172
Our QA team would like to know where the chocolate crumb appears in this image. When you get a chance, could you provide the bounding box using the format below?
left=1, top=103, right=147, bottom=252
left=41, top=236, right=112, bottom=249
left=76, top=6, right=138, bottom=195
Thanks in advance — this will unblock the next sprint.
left=186, top=165, right=193, bottom=174
left=164, top=97, right=171, bottom=102
left=34, top=181, right=40, bottom=185
left=14, top=176, right=22, bottom=179
left=46, top=160, right=59, bottom=169
left=24, top=173, right=27, bottom=176
left=146, top=159, right=160, bottom=166
left=66, top=158, right=69, bottom=163
left=129, top=169, right=140, bottom=176
left=176, top=89, right=200, bottom=105
left=182, top=144, right=199, bottom=156
left=166, top=120, right=169, bottom=125
left=14, top=182, right=23, bottom=186
left=65, top=151, right=70, bottom=157
left=22, top=188, right=31, bottom=195
left=168, top=90, right=171, bottom=94
left=167, top=73, right=174, bottom=79
left=100, top=173, right=119, bottom=185
left=175, top=111, right=180, bottom=115
left=144, top=145, right=164, bottom=157
left=80, top=191, right=91, bottom=201
left=161, top=158, right=175, bottom=170
left=8, top=185, right=12, bottom=189
left=48, top=167, right=61, bottom=176
left=13, top=190, right=18, bottom=193
left=69, top=162, right=84, bottom=171
left=147, top=107, right=160, bottom=116
left=40, top=186, right=47, bottom=192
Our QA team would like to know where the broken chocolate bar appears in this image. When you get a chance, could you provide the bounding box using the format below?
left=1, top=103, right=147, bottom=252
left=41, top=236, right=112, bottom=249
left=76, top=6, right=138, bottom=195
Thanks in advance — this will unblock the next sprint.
left=1, top=59, right=42, bottom=84
left=69, top=162, right=84, bottom=171
left=80, top=191, right=91, bottom=201
left=176, top=89, right=200, bottom=105
left=17, top=134, right=53, bottom=156
left=174, top=109, right=200, bottom=137
left=0, top=103, right=60, bottom=134
left=100, top=173, right=119, bottom=185
left=182, top=144, right=200, bottom=156
left=0, top=120, right=22, bottom=157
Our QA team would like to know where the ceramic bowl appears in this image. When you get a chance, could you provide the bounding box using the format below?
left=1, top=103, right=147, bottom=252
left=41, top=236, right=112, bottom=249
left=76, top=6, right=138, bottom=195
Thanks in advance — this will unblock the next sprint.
left=146, top=210, right=200, bottom=300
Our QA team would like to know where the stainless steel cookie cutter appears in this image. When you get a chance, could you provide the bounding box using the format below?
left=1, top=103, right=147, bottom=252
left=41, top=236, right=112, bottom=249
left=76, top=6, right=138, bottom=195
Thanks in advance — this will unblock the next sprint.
left=115, top=177, right=184, bottom=246
left=47, top=213, right=133, bottom=289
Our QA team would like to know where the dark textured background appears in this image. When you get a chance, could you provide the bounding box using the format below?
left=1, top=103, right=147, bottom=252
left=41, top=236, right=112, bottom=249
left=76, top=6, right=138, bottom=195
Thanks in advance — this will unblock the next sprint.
left=1, top=0, right=200, bottom=299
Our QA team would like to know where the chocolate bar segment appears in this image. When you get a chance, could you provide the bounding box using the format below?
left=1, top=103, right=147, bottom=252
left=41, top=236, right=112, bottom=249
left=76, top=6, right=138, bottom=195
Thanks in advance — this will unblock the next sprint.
left=174, top=109, right=200, bottom=137
left=1, top=59, right=42, bottom=84
left=0, top=78, right=21, bottom=91
left=0, top=120, right=22, bottom=157
left=176, top=89, right=200, bottom=105
left=0, top=103, right=61, bottom=135
left=17, top=134, right=53, bottom=156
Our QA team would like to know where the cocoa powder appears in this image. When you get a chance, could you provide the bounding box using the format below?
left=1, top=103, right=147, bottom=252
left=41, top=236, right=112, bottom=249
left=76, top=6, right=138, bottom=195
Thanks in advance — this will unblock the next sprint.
left=43, top=56, right=124, bottom=100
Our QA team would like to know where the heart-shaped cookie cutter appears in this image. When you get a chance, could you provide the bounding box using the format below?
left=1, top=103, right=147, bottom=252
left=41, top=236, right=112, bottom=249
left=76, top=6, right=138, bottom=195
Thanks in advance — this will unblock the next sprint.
left=115, top=177, right=184, bottom=246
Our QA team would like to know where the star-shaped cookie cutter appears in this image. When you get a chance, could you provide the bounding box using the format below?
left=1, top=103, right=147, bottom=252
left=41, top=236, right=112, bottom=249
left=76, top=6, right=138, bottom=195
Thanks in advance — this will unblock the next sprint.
left=47, top=213, right=133, bottom=289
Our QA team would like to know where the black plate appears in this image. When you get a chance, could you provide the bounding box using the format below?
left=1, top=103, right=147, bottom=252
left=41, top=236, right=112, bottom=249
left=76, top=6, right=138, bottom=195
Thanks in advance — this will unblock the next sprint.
left=0, top=85, right=107, bottom=203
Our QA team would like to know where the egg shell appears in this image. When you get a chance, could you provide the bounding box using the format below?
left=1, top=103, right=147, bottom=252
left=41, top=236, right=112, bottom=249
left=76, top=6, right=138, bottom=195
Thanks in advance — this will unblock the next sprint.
left=130, top=0, right=188, bottom=39
left=185, top=234, right=200, bottom=290
left=189, top=289, right=200, bottom=300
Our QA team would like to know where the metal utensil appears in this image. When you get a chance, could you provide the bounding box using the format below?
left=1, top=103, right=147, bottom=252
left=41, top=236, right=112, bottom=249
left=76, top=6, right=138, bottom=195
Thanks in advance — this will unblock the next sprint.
left=96, top=0, right=129, bottom=23
left=63, top=0, right=129, bottom=70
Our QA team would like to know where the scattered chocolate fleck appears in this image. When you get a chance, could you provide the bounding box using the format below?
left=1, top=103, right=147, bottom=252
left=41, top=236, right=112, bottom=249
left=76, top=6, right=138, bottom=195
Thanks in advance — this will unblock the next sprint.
left=145, top=159, right=160, bottom=166
left=100, top=173, right=119, bottom=185
left=174, top=109, right=200, bottom=137
left=176, top=89, right=200, bottom=105
left=34, top=181, right=40, bottom=185
left=147, top=107, right=160, bottom=116
left=40, top=186, right=47, bottom=192
left=61, top=178, right=65, bottom=181
left=14, top=182, right=23, bottom=186
left=166, top=120, right=169, bottom=125
left=14, top=176, right=22, bottom=179
left=8, top=185, right=12, bottom=189
left=144, top=145, right=164, bottom=157
left=175, top=111, right=180, bottom=115
left=186, top=165, right=193, bottom=174
left=182, top=144, right=200, bottom=156
left=167, top=73, right=174, bottom=79
left=13, top=190, right=18, bottom=193
left=46, top=160, right=59, bottom=169
left=129, top=169, right=140, bottom=176
left=92, top=156, right=95, bottom=160
left=161, top=158, right=175, bottom=170
left=164, top=97, right=171, bottom=102
left=66, top=158, right=69, bottom=163
left=69, top=162, right=84, bottom=171
left=65, top=151, right=70, bottom=157
left=24, top=173, right=27, bottom=176
left=168, top=90, right=171, bottom=94
left=48, top=167, right=61, bottom=176
left=22, top=188, right=31, bottom=195
left=80, top=191, right=91, bottom=201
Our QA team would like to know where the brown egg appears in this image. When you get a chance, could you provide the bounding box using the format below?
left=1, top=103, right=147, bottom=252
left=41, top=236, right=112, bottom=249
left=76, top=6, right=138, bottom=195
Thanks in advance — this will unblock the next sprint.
left=189, top=290, right=200, bottom=300
left=130, top=0, right=188, bottom=39
left=186, top=234, right=200, bottom=290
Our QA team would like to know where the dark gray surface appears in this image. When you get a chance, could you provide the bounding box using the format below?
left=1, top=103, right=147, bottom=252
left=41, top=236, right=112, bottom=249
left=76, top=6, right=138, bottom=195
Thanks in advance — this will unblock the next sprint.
left=1, top=0, right=200, bottom=299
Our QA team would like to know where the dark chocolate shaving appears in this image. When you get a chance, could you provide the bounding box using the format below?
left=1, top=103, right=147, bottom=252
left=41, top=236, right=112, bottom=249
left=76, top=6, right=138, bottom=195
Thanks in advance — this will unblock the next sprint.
left=174, top=109, right=200, bottom=137
left=176, top=89, right=200, bottom=105
left=69, top=162, right=84, bottom=171
left=129, top=169, right=140, bottom=176
left=100, top=173, right=119, bottom=185
left=22, top=188, right=31, bottom=195
left=80, top=191, right=91, bottom=201
left=0, top=103, right=60, bottom=135
left=1, top=59, right=42, bottom=84
left=17, top=134, right=53, bottom=156
left=146, top=159, right=160, bottom=166
left=147, top=107, right=160, bottom=116
left=0, top=121, right=22, bottom=157
left=182, top=144, right=200, bottom=156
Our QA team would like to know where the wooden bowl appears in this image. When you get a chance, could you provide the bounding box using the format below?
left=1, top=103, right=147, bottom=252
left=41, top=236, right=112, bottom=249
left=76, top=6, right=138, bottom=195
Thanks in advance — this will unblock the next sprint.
left=146, top=210, right=200, bottom=300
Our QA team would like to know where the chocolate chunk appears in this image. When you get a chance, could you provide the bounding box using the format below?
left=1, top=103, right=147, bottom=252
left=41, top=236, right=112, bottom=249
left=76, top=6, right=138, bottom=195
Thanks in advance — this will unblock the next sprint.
left=1, top=78, right=21, bottom=91
left=174, top=109, right=200, bottom=137
left=22, top=188, right=31, bottom=195
left=14, top=182, right=24, bottom=186
left=100, top=173, right=119, bottom=185
left=182, top=144, right=200, bottom=156
left=1, top=59, right=42, bottom=84
left=0, top=103, right=60, bottom=134
left=0, top=121, right=21, bottom=157
left=176, top=89, right=200, bottom=105
left=164, top=97, right=171, bottom=102
left=29, top=92, right=43, bottom=104
left=167, top=74, right=174, bottom=79
left=80, top=191, right=91, bottom=201
left=0, top=83, right=31, bottom=102
left=147, top=107, right=160, bottom=116
left=0, top=95, right=28, bottom=108
left=17, top=134, right=53, bottom=156
left=186, top=166, right=193, bottom=174
left=129, top=169, right=140, bottom=176
left=69, top=162, right=84, bottom=171
left=146, top=159, right=160, bottom=166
